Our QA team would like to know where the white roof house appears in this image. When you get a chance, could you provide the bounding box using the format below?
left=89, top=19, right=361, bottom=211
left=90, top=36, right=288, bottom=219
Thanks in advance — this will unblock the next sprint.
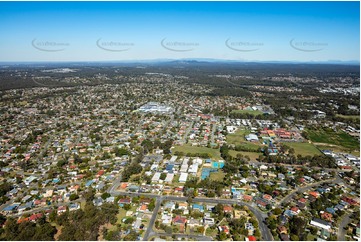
left=260, top=165, right=268, bottom=170
left=180, top=164, right=188, bottom=173
left=226, top=126, right=237, bottom=133
left=161, top=214, right=172, bottom=225
left=152, top=172, right=161, bottom=182
left=188, top=164, right=199, bottom=174
left=245, top=134, right=259, bottom=142
left=164, top=173, right=174, bottom=183
left=150, top=163, right=158, bottom=171
left=24, top=176, right=37, bottom=186
left=179, top=173, right=188, bottom=183
left=182, top=158, right=189, bottom=166
left=21, top=195, right=32, bottom=203
left=192, top=158, right=203, bottom=165
left=170, top=156, right=178, bottom=163
left=310, top=218, right=331, bottom=231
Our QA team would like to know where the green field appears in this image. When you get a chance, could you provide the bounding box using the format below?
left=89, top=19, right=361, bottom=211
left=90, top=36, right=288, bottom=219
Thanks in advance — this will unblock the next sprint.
left=172, top=144, right=221, bottom=159
left=283, top=142, right=322, bottom=156
left=227, top=129, right=250, bottom=143
left=315, top=144, right=360, bottom=157
left=209, top=170, right=225, bottom=181
left=226, top=129, right=264, bottom=150
left=307, top=128, right=359, bottom=151
left=229, top=150, right=263, bottom=161
left=336, top=114, right=360, bottom=120
left=231, top=109, right=263, bottom=115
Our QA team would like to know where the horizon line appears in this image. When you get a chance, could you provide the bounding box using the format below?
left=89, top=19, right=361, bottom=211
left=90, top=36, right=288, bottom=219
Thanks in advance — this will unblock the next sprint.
left=0, top=58, right=359, bottom=65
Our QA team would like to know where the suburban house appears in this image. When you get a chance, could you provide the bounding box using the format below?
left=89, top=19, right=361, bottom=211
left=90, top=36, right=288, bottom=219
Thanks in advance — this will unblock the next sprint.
left=310, top=218, right=332, bottom=231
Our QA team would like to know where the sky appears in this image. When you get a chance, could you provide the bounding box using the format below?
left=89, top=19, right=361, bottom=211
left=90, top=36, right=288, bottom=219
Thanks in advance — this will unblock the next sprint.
left=0, top=1, right=359, bottom=62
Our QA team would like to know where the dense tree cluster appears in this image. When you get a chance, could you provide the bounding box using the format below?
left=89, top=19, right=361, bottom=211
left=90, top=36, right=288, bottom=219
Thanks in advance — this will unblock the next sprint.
left=1, top=216, right=57, bottom=241
left=259, top=152, right=337, bottom=168
left=121, top=161, right=143, bottom=182
left=52, top=201, right=118, bottom=241
left=141, top=139, right=173, bottom=154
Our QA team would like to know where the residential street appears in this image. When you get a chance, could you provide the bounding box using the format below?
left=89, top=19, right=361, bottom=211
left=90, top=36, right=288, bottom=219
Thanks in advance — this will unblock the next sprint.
left=111, top=191, right=273, bottom=241
left=143, top=197, right=163, bottom=241
left=337, top=213, right=351, bottom=241
left=276, top=177, right=338, bottom=206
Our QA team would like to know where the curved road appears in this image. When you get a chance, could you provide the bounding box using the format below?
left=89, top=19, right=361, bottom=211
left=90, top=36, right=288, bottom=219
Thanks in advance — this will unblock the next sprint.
left=276, top=177, right=337, bottom=206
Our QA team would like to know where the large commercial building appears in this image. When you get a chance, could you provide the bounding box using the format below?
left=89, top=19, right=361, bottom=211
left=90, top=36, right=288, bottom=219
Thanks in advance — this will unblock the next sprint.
left=138, top=102, right=173, bottom=114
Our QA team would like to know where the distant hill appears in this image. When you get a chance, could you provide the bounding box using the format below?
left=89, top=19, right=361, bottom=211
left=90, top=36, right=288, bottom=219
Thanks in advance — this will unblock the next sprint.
left=0, top=61, right=359, bottom=91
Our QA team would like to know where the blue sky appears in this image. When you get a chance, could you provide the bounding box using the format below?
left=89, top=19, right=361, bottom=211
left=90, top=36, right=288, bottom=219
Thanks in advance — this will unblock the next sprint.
left=0, top=1, right=359, bottom=62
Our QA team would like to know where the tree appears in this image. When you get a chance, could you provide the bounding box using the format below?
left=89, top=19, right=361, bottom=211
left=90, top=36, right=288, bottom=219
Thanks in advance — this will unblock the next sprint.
left=101, top=192, right=111, bottom=200
left=114, top=147, right=129, bottom=157
left=57, top=160, right=68, bottom=167
left=289, top=217, right=306, bottom=237
left=105, top=230, right=121, bottom=241
left=289, top=148, right=295, bottom=155
left=2, top=216, right=57, bottom=241
left=56, top=211, right=69, bottom=226
left=240, top=227, right=249, bottom=236
left=48, top=210, right=57, bottom=222
left=218, top=231, right=228, bottom=240
left=132, top=196, right=140, bottom=204
left=160, top=173, right=167, bottom=180
left=254, top=229, right=261, bottom=237
left=58, top=224, right=76, bottom=240
left=249, top=217, right=258, bottom=227
left=2, top=217, right=18, bottom=240
left=165, top=226, right=172, bottom=234
left=123, top=217, right=134, bottom=224
left=123, top=204, right=131, bottom=210
left=272, top=208, right=282, bottom=215
left=148, top=199, right=156, bottom=211
left=69, top=193, right=79, bottom=201
left=155, top=220, right=160, bottom=229
left=0, top=214, right=6, bottom=226
left=83, top=188, right=95, bottom=202
left=33, top=223, right=57, bottom=240
left=121, top=161, right=143, bottom=182
left=290, top=234, right=299, bottom=241
left=196, top=226, right=205, bottom=234
left=100, top=203, right=118, bottom=224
